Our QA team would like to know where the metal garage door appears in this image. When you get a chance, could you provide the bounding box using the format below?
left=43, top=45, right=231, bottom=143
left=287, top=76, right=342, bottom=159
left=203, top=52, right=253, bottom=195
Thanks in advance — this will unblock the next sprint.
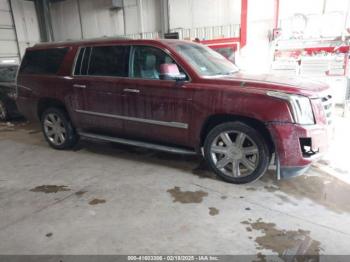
left=0, top=0, right=20, bottom=64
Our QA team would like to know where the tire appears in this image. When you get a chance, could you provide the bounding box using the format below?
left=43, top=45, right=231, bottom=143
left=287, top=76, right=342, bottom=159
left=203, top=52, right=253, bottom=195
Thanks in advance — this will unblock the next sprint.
left=0, top=99, right=8, bottom=121
left=41, top=107, right=78, bottom=150
left=204, top=121, right=270, bottom=184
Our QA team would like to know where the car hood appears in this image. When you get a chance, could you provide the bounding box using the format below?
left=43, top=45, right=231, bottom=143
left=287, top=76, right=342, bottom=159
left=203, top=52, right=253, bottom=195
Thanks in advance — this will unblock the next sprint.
left=216, top=73, right=329, bottom=96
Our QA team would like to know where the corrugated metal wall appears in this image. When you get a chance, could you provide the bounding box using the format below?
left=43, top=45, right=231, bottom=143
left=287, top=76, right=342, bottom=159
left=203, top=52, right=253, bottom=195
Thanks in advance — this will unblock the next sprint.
left=0, top=0, right=41, bottom=63
left=0, top=0, right=19, bottom=63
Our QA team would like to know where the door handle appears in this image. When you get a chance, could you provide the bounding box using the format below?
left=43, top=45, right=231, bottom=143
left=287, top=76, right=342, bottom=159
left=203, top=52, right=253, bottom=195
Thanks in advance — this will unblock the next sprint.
left=73, top=84, right=86, bottom=89
left=123, top=88, right=140, bottom=93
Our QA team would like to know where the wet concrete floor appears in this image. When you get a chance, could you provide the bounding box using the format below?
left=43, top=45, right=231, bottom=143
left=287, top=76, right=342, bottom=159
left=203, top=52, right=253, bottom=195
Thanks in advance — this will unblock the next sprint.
left=0, top=120, right=350, bottom=257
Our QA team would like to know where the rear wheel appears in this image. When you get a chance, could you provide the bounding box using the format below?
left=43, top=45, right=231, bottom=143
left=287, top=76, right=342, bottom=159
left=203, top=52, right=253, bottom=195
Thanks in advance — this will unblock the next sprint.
left=41, top=108, right=78, bottom=149
left=0, top=99, right=8, bottom=121
left=204, top=121, right=270, bottom=184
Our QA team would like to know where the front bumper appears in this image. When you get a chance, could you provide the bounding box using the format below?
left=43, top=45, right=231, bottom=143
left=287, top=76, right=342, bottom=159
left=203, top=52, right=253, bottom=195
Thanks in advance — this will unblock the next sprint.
left=267, top=122, right=330, bottom=179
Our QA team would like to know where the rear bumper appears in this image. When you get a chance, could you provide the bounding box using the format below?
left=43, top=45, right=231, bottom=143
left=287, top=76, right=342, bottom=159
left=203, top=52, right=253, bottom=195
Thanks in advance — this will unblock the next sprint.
left=267, top=122, right=330, bottom=179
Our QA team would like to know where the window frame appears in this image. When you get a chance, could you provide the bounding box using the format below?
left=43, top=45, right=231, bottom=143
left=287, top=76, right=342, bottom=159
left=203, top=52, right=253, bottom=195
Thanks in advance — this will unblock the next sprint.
left=72, top=43, right=191, bottom=82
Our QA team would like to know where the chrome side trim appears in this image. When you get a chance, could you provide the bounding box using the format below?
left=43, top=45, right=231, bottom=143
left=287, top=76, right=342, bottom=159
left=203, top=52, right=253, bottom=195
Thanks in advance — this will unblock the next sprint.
left=75, top=109, right=188, bottom=129
left=79, top=132, right=196, bottom=155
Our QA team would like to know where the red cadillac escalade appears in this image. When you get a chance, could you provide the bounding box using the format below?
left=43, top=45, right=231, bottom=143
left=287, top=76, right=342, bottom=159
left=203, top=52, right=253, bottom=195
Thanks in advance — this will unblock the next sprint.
left=16, top=38, right=332, bottom=184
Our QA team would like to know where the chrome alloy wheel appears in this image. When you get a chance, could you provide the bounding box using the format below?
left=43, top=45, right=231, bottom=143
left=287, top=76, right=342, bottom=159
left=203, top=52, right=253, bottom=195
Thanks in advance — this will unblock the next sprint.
left=43, top=113, right=67, bottom=146
left=210, top=131, right=259, bottom=178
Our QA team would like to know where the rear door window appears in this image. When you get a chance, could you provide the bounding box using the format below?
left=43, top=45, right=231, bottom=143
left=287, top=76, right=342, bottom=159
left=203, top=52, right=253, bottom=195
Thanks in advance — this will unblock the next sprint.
left=20, top=48, right=68, bottom=75
left=87, top=45, right=130, bottom=77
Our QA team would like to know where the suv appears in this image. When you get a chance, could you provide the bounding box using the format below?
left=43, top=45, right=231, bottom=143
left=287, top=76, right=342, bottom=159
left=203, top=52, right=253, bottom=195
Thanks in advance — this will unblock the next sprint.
left=0, top=64, right=20, bottom=121
left=16, top=39, right=332, bottom=184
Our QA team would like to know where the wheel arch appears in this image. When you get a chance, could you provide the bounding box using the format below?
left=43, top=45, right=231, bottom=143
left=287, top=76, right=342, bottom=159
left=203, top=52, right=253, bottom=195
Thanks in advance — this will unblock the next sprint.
left=37, top=98, right=68, bottom=120
left=200, top=114, right=274, bottom=154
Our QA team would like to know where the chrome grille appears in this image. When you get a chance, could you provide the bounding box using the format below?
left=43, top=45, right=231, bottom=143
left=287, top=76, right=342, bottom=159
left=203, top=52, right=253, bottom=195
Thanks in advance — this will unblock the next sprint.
left=321, top=94, right=333, bottom=125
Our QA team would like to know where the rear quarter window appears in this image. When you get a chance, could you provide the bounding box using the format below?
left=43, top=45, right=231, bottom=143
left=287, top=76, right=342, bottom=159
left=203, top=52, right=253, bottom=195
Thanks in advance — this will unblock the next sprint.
left=20, top=47, right=69, bottom=75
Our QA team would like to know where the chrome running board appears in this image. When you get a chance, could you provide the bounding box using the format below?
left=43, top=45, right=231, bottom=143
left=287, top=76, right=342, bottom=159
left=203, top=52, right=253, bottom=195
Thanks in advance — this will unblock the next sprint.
left=79, top=132, right=196, bottom=155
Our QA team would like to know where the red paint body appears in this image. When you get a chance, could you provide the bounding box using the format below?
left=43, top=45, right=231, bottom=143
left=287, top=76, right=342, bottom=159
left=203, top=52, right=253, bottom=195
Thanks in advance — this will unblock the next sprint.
left=16, top=39, right=331, bottom=176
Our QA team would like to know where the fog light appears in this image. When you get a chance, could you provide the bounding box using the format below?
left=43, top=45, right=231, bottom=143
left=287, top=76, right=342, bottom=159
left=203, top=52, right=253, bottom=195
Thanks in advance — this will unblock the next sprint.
left=300, top=138, right=318, bottom=157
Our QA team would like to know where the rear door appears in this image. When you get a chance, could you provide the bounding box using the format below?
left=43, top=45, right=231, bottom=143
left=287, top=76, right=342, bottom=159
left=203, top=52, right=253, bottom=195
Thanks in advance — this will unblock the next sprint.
left=71, top=45, right=130, bottom=136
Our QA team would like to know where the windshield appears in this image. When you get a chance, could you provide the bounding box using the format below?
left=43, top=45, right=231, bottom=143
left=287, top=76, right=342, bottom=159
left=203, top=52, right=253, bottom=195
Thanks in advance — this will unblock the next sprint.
left=173, top=43, right=239, bottom=77
left=0, top=66, right=18, bottom=82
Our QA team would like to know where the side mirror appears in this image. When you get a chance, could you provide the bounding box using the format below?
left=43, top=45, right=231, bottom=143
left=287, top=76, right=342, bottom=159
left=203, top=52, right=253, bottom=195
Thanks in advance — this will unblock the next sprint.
left=160, top=63, right=187, bottom=81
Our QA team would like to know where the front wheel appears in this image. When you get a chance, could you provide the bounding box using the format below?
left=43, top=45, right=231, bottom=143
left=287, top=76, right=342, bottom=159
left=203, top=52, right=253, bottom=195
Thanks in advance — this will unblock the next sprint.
left=41, top=108, right=78, bottom=150
left=204, top=122, right=270, bottom=184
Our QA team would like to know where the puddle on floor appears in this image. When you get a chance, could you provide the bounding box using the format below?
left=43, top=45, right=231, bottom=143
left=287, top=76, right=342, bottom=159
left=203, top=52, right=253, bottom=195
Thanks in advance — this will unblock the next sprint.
left=89, top=198, right=106, bottom=205
left=30, top=185, right=70, bottom=194
left=242, top=218, right=321, bottom=260
left=262, top=170, right=350, bottom=213
left=167, top=186, right=208, bottom=204
left=192, top=160, right=217, bottom=180
left=75, top=190, right=87, bottom=196
left=209, top=207, right=219, bottom=216
left=246, top=187, right=257, bottom=191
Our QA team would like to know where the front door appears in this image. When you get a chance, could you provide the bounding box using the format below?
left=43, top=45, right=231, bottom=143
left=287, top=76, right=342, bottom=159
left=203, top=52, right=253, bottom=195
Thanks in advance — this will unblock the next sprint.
left=120, top=45, right=194, bottom=147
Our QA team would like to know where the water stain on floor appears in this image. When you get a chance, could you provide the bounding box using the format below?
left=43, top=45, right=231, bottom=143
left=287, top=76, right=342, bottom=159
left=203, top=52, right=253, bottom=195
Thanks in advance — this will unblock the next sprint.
left=28, top=129, right=41, bottom=135
left=242, top=218, right=321, bottom=260
left=167, top=186, right=208, bottom=204
left=209, top=207, right=219, bottom=216
left=75, top=190, right=87, bottom=196
left=30, top=185, right=70, bottom=194
left=246, top=187, right=257, bottom=191
left=89, top=198, right=106, bottom=205
left=262, top=170, right=350, bottom=213
left=192, top=160, right=217, bottom=180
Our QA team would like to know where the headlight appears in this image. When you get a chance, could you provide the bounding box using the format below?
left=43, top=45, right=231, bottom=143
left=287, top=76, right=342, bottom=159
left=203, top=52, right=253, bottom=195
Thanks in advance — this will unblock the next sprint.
left=267, top=91, right=315, bottom=125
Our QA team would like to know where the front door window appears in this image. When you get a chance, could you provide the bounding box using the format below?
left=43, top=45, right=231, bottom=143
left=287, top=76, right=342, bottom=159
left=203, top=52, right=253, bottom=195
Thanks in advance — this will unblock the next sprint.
left=130, top=46, right=188, bottom=80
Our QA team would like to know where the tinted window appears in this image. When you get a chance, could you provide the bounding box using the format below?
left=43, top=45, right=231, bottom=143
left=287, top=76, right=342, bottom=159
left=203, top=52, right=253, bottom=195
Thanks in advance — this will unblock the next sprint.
left=88, top=46, right=129, bottom=77
left=131, top=46, right=187, bottom=80
left=74, top=47, right=91, bottom=75
left=74, top=48, right=85, bottom=75
left=20, top=48, right=68, bottom=75
left=81, top=47, right=91, bottom=75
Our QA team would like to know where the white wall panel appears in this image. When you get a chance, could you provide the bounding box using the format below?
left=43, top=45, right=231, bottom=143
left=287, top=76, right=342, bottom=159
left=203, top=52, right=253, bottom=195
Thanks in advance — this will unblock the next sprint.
left=0, top=0, right=18, bottom=61
left=0, top=28, right=15, bottom=40
left=169, top=0, right=241, bottom=30
left=79, top=0, right=124, bottom=38
left=11, top=0, right=40, bottom=58
left=50, top=0, right=160, bottom=41
left=50, top=0, right=82, bottom=40
left=0, top=0, right=9, bottom=10
left=0, top=10, right=12, bottom=26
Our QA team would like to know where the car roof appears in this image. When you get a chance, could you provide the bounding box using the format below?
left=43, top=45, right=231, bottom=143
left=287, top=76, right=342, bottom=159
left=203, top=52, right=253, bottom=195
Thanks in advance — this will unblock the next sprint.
left=29, top=38, right=193, bottom=50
